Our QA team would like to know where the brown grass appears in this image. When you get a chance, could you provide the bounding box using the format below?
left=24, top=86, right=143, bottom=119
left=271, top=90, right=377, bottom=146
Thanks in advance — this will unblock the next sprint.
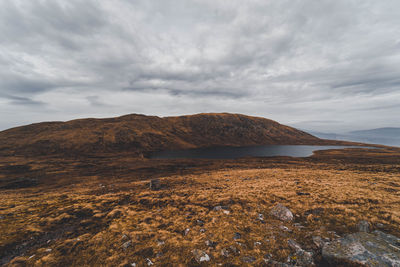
left=1, top=148, right=400, bottom=266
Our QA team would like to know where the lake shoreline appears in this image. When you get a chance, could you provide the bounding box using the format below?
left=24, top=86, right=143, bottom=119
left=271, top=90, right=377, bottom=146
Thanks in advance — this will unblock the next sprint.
left=149, top=144, right=379, bottom=159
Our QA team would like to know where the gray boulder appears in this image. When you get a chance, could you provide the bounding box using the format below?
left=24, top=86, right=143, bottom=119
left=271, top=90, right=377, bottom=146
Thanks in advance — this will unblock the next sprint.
left=192, top=249, right=210, bottom=263
left=270, top=203, right=294, bottom=222
left=322, top=230, right=400, bottom=266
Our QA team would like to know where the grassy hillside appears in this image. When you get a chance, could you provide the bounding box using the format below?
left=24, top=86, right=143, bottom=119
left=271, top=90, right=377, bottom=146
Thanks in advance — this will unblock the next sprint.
left=0, top=113, right=333, bottom=156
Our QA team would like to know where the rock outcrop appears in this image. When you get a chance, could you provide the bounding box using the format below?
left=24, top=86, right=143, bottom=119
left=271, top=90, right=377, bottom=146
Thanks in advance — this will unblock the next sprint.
left=322, top=230, right=400, bottom=266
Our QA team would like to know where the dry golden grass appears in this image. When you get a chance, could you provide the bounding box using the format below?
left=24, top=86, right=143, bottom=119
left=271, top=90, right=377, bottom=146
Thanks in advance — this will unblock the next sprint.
left=1, top=156, right=399, bottom=266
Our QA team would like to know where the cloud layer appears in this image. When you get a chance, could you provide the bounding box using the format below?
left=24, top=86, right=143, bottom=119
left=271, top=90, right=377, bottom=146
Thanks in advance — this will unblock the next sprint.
left=1, top=0, right=400, bottom=132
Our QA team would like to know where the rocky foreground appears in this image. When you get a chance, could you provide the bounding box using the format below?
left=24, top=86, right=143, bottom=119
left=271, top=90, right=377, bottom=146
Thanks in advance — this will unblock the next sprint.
left=1, top=148, right=400, bottom=266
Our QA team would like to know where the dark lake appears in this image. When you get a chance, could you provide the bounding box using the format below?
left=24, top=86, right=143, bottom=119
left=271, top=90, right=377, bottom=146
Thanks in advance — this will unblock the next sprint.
left=149, top=145, right=368, bottom=159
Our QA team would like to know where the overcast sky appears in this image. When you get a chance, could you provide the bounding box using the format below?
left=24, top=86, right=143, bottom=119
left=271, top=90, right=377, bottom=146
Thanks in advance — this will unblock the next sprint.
left=1, top=0, right=400, bottom=132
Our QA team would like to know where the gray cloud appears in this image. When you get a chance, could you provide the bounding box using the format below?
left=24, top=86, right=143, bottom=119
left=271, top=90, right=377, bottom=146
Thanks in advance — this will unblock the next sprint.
left=0, top=94, right=45, bottom=106
left=86, top=95, right=111, bottom=107
left=0, top=0, right=399, bottom=132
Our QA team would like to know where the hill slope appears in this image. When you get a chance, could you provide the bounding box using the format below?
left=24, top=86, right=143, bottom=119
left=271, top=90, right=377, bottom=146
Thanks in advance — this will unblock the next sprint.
left=0, top=113, right=334, bottom=156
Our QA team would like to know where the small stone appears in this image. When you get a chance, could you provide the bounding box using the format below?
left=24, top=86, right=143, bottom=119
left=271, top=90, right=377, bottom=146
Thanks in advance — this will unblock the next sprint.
left=131, top=263, right=136, bottom=267
left=184, top=228, right=190, bottom=236
left=121, top=234, right=129, bottom=241
left=45, top=248, right=52, bottom=253
left=157, top=240, right=165, bottom=246
left=205, top=240, right=217, bottom=248
left=241, top=256, right=256, bottom=263
left=222, top=210, right=230, bottom=215
left=146, top=258, right=153, bottom=266
left=233, top=232, right=242, bottom=240
left=28, top=255, right=35, bottom=259
left=279, top=225, right=291, bottom=232
left=122, top=240, right=132, bottom=250
left=213, top=205, right=229, bottom=211
left=221, top=248, right=230, bottom=257
left=376, top=223, right=384, bottom=229
left=257, top=213, right=264, bottom=221
left=192, top=249, right=210, bottom=263
left=270, top=203, right=294, bottom=222
left=358, top=220, right=371, bottom=232
left=200, top=228, right=206, bottom=233
left=196, top=219, right=205, bottom=226
left=254, top=241, right=262, bottom=246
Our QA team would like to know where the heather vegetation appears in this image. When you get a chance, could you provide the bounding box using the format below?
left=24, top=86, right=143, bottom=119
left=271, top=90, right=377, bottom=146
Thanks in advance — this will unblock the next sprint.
left=1, top=147, right=400, bottom=266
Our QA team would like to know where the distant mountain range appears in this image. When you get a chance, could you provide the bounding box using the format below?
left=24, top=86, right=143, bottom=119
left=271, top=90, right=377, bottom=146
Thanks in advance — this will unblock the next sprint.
left=309, top=127, right=400, bottom=147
